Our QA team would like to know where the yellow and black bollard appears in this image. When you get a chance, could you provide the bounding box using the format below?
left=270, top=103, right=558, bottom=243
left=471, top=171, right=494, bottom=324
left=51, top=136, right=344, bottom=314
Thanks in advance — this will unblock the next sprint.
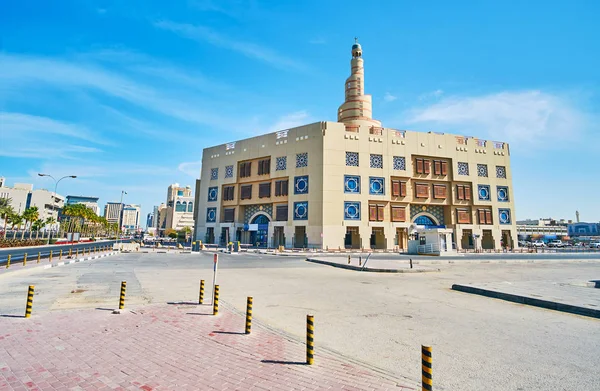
left=119, top=281, right=126, bottom=310
left=213, top=285, right=220, bottom=315
left=245, top=297, right=253, bottom=334
left=359, top=256, right=362, bottom=266
left=422, top=345, right=432, bottom=391
left=348, top=255, right=350, bottom=264
left=69, top=248, right=72, bottom=257
left=199, top=280, right=205, bottom=304
left=23, top=253, right=27, bottom=266
left=6, top=254, right=10, bottom=268
left=307, top=314, right=315, bottom=365
left=60, top=249, right=63, bottom=260
left=49, top=250, right=53, bottom=262
left=37, top=252, right=41, bottom=264
left=76, top=248, right=79, bottom=257
left=25, top=285, right=35, bottom=318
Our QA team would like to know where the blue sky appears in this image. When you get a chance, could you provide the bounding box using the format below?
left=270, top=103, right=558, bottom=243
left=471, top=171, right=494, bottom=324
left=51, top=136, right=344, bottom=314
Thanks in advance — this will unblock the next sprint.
left=1, top=0, right=599, bottom=224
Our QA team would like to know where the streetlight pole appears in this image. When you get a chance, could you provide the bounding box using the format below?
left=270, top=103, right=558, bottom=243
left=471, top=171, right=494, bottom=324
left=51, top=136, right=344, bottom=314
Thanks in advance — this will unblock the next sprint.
left=38, top=174, right=77, bottom=245
left=117, top=190, right=127, bottom=246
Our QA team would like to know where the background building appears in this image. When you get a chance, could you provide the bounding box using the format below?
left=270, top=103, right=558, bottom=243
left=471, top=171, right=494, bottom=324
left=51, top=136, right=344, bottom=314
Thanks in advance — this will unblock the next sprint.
left=0, top=180, right=64, bottom=230
left=103, top=202, right=122, bottom=225
left=66, top=195, right=100, bottom=215
left=122, top=204, right=141, bottom=233
left=164, top=184, right=194, bottom=233
left=194, top=41, right=518, bottom=251
left=156, top=203, right=167, bottom=236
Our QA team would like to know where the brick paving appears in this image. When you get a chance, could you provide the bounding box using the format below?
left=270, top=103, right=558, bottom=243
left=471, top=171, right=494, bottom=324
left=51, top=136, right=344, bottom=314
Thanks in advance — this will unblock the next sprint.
left=0, top=304, right=415, bottom=391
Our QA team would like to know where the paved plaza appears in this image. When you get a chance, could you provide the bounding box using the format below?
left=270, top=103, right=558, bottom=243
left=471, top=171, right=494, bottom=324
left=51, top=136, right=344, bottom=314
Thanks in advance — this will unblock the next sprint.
left=1, top=251, right=599, bottom=390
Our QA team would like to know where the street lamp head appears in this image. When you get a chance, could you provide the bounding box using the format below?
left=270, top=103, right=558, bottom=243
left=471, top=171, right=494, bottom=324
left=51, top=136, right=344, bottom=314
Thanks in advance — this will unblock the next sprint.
left=38, top=173, right=48, bottom=177
left=70, top=175, right=77, bottom=178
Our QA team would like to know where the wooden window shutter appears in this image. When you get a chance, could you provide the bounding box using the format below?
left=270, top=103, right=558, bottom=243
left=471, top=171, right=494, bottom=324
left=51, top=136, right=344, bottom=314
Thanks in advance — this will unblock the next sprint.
left=377, top=205, right=385, bottom=221
left=441, top=161, right=448, bottom=176
left=241, top=185, right=252, bottom=200
left=245, top=162, right=252, bottom=177
left=239, top=163, right=245, bottom=177
left=369, top=205, right=377, bottom=221
left=457, top=185, right=465, bottom=200
left=434, top=185, right=447, bottom=199
left=416, top=159, right=424, bottom=174
left=457, top=209, right=470, bottom=224
left=424, top=160, right=431, bottom=174
left=392, top=180, right=400, bottom=197
left=434, top=160, right=441, bottom=175
left=276, top=205, right=288, bottom=221
left=391, top=206, right=406, bottom=222
left=259, top=183, right=271, bottom=198
left=400, top=181, right=407, bottom=197
left=465, top=186, right=471, bottom=200
left=266, top=159, right=270, bottom=174
left=478, top=209, right=485, bottom=224
left=416, top=184, right=429, bottom=198
left=224, top=208, right=235, bottom=222
left=485, top=210, right=492, bottom=224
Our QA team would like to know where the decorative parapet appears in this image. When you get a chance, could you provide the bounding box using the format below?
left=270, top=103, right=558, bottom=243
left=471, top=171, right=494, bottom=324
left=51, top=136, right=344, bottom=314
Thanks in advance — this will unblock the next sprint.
left=456, top=136, right=467, bottom=145
left=492, top=141, right=504, bottom=149
left=390, top=129, right=406, bottom=138
left=225, top=142, right=236, bottom=150
left=475, top=139, right=486, bottom=147
left=345, top=125, right=359, bottom=132
left=369, top=126, right=383, bottom=135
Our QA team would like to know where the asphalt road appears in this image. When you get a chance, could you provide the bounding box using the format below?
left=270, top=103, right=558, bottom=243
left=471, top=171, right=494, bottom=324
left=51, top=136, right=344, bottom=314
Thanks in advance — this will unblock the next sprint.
left=0, top=240, right=119, bottom=265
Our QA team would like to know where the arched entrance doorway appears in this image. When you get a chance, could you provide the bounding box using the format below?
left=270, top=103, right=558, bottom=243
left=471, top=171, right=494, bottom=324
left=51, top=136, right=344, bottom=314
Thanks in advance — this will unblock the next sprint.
left=413, top=214, right=438, bottom=227
left=251, top=214, right=270, bottom=248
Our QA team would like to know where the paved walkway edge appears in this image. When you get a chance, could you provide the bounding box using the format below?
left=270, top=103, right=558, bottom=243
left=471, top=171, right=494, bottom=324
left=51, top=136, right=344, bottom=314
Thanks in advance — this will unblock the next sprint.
left=306, top=258, right=439, bottom=273
left=451, top=284, right=600, bottom=319
left=42, top=251, right=119, bottom=270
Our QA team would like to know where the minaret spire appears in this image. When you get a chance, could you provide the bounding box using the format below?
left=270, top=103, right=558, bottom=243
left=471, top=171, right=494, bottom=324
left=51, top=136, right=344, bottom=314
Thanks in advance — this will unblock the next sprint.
left=337, top=39, right=381, bottom=126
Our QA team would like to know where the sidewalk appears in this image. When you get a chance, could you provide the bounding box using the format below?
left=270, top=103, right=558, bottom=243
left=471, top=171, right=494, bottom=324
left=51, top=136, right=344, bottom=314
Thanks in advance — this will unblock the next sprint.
left=0, top=304, right=416, bottom=391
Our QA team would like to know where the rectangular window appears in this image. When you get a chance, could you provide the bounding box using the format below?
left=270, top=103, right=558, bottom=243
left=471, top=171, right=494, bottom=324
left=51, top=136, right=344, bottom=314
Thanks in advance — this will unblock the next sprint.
left=369, top=204, right=385, bottom=221
left=416, top=158, right=424, bottom=174
left=258, top=182, right=271, bottom=198
left=457, top=209, right=471, bottom=224
left=456, top=185, right=471, bottom=201
left=240, top=184, right=252, bottom=200
left=441, top=161, right=448, bottom=176
left=415, top=184, right=429, bottom=198
left=239, top=162, right=253, bottom=178
left=434, top=160, right=442, bottom=175
left=258, top=159, right=271, bottom=175
left=275, top=205, right=288, bottom=221
left=433, top=184, right=447, bottom=199
left=391, top=180, right=407, bottom=197
left=223, top=186, right=235, bottom=201
left=478, top=209, right=493, bottom=224
left=424, top=160, right=431, bottom=174
left=223, top=208, right=235, bottom=223
left=274, top=179, right=289, bottom=196
left=391, top=205, right=406, bottom=222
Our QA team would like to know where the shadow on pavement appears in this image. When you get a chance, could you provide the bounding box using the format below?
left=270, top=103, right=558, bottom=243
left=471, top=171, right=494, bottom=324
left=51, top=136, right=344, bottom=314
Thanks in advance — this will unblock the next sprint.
left=167, top=302, right=201, bottom=306
left=0, top=314, right=26, bottom=318
left=186, top=312, right=213, bottom=316
left=261, top=360, right=307, bottom=365
left=212, top=331, right=245, bottom=335
left=95, top=308, right=115, bottom=311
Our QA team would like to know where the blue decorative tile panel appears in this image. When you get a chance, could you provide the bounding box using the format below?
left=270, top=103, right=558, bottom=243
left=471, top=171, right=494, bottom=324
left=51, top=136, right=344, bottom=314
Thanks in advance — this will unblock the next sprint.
left=206, top=207, right=217, bottom=222
left=393, top=156, right=406, bottom=170
left=225, top=165, right=233, bottom=178
left=207, top=187, right=218, bottom=202
left=344, top=202, right=361, bottom=220
left=370, top=154, right=383, bottom=169
left=496, top=165, right=506, bottom=178
left=499, top=208, right=511, bottom=224
left=477, top=164, right=488, bottom=177
left=369, top=177, right=385, bottom=195
left=457, top=162, right=469, bottom=176
left=346, top=152, right=359, bottom=167
left=478, top=185, right=490, bottom=201
left=294, top=175, right=309, bottom=194
left=344, top=175, right=360, bottom=193
left=497, top=186, right=509, bottom=202
left=296, top=153, right=308, bottom=168
left=293, top=202, right=308, bottom=220
left=210, top=168, right=218, bottom=180
left=276, top=156, right=287, bottom=171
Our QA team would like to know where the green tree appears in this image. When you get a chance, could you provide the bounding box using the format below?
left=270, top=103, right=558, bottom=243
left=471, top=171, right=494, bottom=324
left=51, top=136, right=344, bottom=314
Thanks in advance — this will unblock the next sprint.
left=8, top=212, right=23, bottom=231
left=0, top=198, right=14, bottom=238
left=165, top=228, right=177, bottom=238
left=22, top=206, right=40, bottom=231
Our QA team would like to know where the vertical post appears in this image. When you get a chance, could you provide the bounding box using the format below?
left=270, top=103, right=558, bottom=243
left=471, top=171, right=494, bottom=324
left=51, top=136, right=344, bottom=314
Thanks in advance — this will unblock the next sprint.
left=245, top=297, right=253, bottom=334
left=69, top=248, right=72, bottom=257
left=23, top=253, right=27, bottom=266
left=60, top=249, right=63, bottom=260
left=422, top=345, right=432, bottom=391
left=25, top=285, right=35, bottom=318
left=5, top=254, right=10, bottom=268
left=76, top=248, right=79, bottom=257
left=37, top=252, right=41, bottom=264
left=119, top=281, right=127, bottom=310
left=359, top=256, right=362, bottom=266
left=306, top=314, right=314, bottom=365
left=212, top=254, right=218, bottom=304
left=49, top=250, right=53, bottom=262
left=348, top=255, right=350, bottom=264
left=410, top=258, right=413, bottom=269
left=213, top=285, right=220, bottom=315
left=199, top=280, right=205, bottom=304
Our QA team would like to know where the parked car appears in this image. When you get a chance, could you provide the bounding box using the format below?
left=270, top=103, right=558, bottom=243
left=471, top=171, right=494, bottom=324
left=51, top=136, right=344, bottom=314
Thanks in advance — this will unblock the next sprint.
left=548, top=240, right=565, bottom=248
left=590, top=241, right=600, bottom=248
left=531, top=240, right=546, bottom=247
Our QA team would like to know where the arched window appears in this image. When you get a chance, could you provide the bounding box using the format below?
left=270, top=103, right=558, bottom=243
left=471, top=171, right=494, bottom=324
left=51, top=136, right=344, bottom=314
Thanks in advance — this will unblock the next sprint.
left=414, top=215, right=437, bottom=226
left=187, top=202, right=193, bottom=212
left=251, top=214, right=269, bottom=225
left=175, top=201, right=186, bottom=212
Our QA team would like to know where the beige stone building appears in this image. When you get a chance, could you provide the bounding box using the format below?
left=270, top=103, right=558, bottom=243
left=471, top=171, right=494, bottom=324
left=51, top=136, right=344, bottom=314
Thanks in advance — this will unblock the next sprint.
left=164, top=184, right=194, bottom=234
left=194, top=41, right=517, bottom=251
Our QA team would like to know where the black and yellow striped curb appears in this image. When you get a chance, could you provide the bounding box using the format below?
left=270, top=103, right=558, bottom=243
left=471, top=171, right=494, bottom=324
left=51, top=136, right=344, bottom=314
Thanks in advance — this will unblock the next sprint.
left=305, top=258, right=440, bottom=273
left=452, top=284, right=600, bottom=319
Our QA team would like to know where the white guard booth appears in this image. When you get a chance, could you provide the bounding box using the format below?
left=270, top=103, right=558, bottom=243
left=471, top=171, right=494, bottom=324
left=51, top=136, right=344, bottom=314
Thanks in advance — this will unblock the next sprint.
left=407, top=224, right=455, bottom=256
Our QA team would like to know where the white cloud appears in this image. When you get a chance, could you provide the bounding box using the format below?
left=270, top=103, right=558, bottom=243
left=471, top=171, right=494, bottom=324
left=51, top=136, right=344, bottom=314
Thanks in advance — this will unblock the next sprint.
left=405, top=90, right=589, bottom=148
left=383, top=92, right=397, bottom=102
left=178, top=160, right=202, bottom=178
left=266, top=111, right=312, bottom=133
left=418, top=89, right=444, bottom=101
left=153, top=20, right=306, bottom=71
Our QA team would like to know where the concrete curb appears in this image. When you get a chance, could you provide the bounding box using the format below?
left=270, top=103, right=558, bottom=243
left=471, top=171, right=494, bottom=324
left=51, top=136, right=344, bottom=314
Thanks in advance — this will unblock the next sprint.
left=43, top=252, right=119, bottom=270
left=306, top=258, right=439, bottom=273
left=451, top=284, right=600, bottom=319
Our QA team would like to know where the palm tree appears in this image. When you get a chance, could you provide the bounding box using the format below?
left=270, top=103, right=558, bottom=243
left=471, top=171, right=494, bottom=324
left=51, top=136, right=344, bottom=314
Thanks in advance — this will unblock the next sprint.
left=23, top=206, right=40, bottom=232
left=0, top=198, right=14, bottom=238
left=8, top=212, right=23, bottom=238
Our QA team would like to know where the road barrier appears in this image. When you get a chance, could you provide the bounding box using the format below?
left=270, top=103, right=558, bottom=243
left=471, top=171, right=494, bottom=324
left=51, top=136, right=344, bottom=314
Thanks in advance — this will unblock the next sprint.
left=23, top=253, right=27, bottom=266
left=245, top=297, right=253, bottom=334
left=6, top=254, right=10, bottom=268
left=119, top=281, right=126, bottom=310
left=25, top=285, right=34, bottom=318
left=307, top=314, right=315, bottom=365
left=199, top=280, right=205, bottom=304
left=213, top=285, right=220, bottom=315
left=422, top=345, right=432, bottom=391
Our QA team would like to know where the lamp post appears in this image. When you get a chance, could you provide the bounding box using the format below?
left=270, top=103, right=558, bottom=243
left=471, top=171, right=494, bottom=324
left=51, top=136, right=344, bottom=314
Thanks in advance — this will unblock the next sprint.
left=38, top=174, right=77, bottom=245
left=117, top=190, right=127, bottom=246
